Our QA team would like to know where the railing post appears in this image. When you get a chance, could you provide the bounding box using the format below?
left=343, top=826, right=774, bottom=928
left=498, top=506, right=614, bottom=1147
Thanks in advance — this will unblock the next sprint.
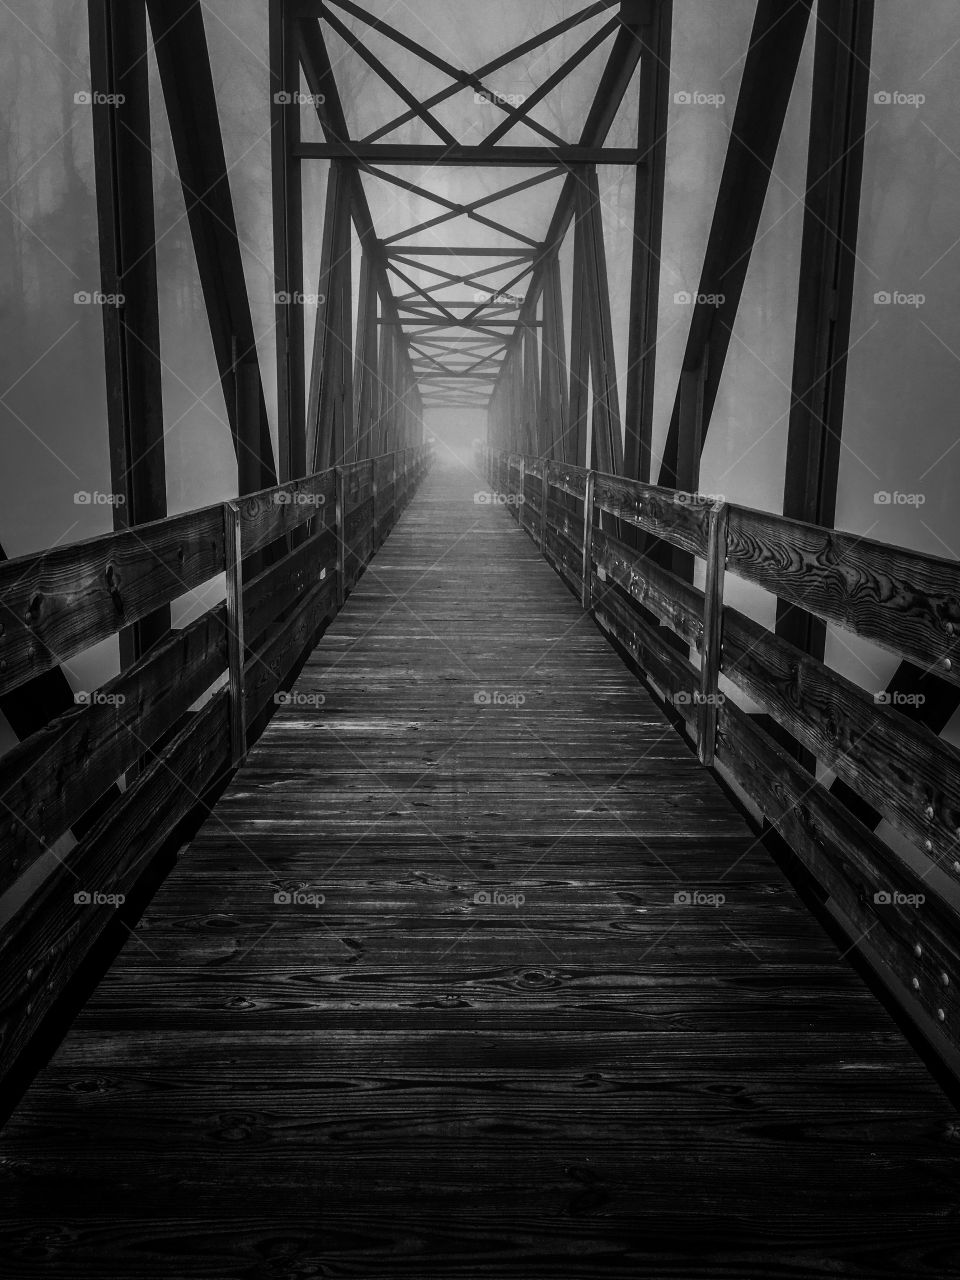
left=371, top=461, right=379, bottom=551
left=581, top=470, right=596, bottom=610
left=336, top=466, right=346, bottom=608
left=541, top=459, right=549, bottom=553
left=518, top=456, right=525, bottom=530
left=698, top=500, right=729, bottom=766
left=224, top=500, right=247, bottom=767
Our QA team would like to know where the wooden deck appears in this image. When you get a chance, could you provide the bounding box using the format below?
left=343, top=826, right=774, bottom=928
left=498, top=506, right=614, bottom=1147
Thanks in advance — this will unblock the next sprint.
left=2, top=462, right=959, bottom=1278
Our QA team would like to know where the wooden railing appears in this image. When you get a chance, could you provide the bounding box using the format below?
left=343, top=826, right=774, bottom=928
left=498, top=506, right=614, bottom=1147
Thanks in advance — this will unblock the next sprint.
left=482, top=444, right=960, bottom=1069
left=0, top=444, right=431, bottom=1081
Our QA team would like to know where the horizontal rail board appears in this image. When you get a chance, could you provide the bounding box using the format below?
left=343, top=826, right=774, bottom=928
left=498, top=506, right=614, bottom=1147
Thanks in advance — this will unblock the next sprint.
left=722, top=604, right=960, bottom=885
left=716, top=700, right=960, bottom=1047
left=592, top=588, right=699, bottom=723
left=725, top=507, right=960, bottom=686
left=244, top=577, right=337, bottom=725
left=237, top=472, right=335, bottom=557
left=0, top=689, right=231, bottom=1080
left=0, top=606, right=228, bottom=896
left=592, top=527, right=704, bottom=650
left=0, top=506, right=225, bottom=698
left=243, top=529, right=336, bottom=648
left=593, top=474, right=711, bottom=558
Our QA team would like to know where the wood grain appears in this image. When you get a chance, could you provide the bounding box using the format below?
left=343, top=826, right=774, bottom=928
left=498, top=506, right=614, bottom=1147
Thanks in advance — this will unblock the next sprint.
left=0, top=505, right=224, bottom=698
left=1, top=463, right=958, bottom=1279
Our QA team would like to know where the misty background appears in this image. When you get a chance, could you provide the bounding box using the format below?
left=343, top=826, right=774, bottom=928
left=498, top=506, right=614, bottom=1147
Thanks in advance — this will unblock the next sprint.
left=2, top=0, right=960, bottom=859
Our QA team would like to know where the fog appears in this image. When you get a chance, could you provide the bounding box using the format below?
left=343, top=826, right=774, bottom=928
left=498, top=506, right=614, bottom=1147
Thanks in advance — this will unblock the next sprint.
left=3, top=0, right=960, bottom=783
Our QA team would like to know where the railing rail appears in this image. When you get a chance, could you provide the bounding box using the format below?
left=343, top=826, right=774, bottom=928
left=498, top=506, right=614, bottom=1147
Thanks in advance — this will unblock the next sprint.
left=0, top=443, right=431, bottom=1082
left=481, top=442, right=960, bottom=1070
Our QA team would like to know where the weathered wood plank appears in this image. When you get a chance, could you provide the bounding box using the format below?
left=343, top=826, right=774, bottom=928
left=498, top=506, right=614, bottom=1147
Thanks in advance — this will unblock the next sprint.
left=0, top=606, right=228, bottom=895
left=0, top=505, right=224, bottom=698
left=722, top=604, right=960, bottom=887
left=726, top=505, right=960, bottom=685
left=236, top=470, right=335, bottom=556
left=0, top=690, right=230, bottom=1081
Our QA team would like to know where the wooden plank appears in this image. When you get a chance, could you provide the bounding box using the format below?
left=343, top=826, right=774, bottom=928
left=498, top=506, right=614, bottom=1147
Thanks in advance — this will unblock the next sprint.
left=3, top=464, right=959, bottom=1276
left=722, top=603, right=960, bottom=887
left=716, top=699, right=960, bottom=1054
left=0, top=506, right=225, bottom=698
left=592, top=585, right=699, bottom=721
left=594, top=473, right=711, bottom=558
left=592, top=526, right=704, bottom=649
left=0, top=690, right=231, bottom=1081
left=244, top=578, right=337, bottom=725
left=236, top=472, right=336, bottom=557
left=725, top=506, right=960, bottom=686
left=0, top=606, right=228, bottom=897
left=243, top=528, right=337, bottom=647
